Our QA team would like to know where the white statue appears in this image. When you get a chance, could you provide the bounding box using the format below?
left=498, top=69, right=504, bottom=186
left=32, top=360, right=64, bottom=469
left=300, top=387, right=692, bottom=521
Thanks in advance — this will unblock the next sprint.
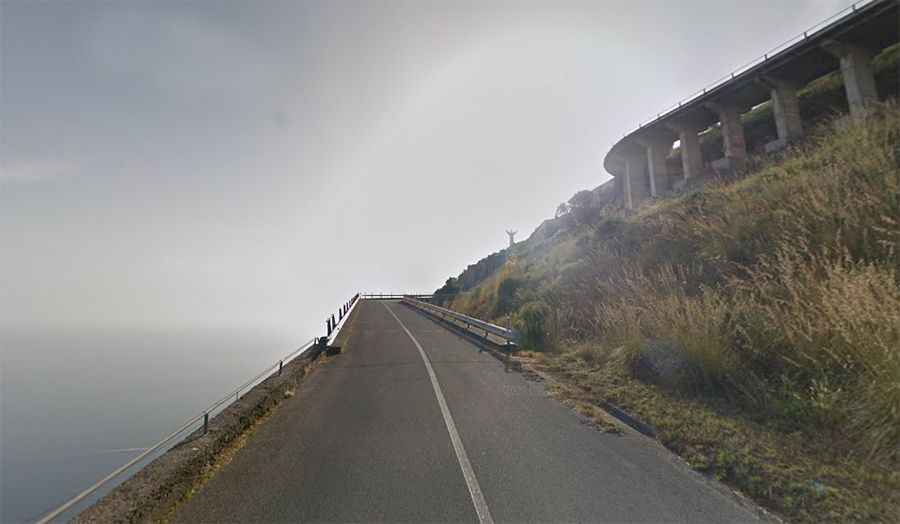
left=506, top=229, right=517, bottom=248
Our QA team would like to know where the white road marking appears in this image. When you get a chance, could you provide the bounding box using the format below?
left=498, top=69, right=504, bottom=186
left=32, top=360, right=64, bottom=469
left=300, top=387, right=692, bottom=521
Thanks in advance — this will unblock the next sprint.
left=382, top=302, right=495, bottom=524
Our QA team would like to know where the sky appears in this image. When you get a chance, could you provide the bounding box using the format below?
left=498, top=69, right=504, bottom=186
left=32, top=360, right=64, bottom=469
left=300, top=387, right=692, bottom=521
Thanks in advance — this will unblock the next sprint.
left=2, top=0, right=856, bottom=340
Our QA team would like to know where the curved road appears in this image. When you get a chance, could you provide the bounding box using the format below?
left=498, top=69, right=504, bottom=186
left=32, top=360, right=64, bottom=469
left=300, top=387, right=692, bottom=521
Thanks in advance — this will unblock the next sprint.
left=173, top=300, right=760, bottom=523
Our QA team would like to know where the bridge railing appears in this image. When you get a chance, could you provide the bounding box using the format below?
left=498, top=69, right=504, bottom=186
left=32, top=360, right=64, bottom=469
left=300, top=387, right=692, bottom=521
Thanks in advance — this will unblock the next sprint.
left=628, top=0, right=877, bottom=136
left=400, top=296, right=519, bottom=346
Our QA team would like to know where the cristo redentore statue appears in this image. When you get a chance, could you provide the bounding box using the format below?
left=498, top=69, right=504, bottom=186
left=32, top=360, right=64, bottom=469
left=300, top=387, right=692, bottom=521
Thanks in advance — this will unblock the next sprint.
left=506, top=229, right=517, bottom=248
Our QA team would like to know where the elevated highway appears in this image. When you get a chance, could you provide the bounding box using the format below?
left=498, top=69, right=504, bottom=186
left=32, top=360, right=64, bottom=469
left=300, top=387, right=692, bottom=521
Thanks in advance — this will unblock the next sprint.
left=604, top=0, right=899, bottom=209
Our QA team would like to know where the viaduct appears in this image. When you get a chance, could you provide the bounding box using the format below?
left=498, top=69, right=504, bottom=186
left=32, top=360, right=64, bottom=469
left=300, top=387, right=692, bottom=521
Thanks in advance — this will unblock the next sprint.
left=604, top=0, right=899, bottom=210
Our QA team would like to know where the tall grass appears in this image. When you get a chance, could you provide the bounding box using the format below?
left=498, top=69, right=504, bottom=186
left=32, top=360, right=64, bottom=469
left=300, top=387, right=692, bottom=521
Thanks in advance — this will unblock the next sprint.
left=579, top=104, right=900, bottom=461
left=735, top=243, right=900, bottom=458
left=592, top=265, right=737, bottom=393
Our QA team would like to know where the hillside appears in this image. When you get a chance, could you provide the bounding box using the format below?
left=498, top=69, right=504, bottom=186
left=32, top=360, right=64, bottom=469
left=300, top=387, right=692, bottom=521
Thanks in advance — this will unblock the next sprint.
left=433, top=101, right=900, bottom=522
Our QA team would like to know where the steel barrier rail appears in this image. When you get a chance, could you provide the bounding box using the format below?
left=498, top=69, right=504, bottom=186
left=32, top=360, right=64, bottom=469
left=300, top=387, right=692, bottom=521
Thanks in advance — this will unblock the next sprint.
left=401, top=296, right=519, bottom=344
left=326, top=292, right=362, bottom=345
left=327, top=293, right=361, bottom=337
left=360, top=293, right=434, bottom=300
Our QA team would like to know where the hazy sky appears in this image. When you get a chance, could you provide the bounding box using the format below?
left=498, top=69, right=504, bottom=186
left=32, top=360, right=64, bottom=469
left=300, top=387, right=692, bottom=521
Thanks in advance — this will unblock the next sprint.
left=2, top=0, right=855, bottom=340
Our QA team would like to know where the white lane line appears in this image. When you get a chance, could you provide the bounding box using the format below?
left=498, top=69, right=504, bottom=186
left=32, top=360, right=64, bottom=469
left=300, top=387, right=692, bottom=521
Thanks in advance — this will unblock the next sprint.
left=382, top=302, right=495, bottom=524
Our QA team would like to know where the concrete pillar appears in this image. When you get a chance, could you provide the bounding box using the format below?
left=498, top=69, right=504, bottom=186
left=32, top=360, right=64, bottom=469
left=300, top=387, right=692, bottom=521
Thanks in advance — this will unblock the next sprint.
left=621, top=159, right=634, bottom=210
left=823, top=41, right=878, bottom=118
left=667, top=122, right=703, bottom=180
left=637, top=136, right=672, bottom=197
left=613, top=171, right=623, bottom=204
left=770, top=80, right=804, bottom=142
left=706, top=102, right=747, bottom=166
left=626, top=152, right=649, bottom=208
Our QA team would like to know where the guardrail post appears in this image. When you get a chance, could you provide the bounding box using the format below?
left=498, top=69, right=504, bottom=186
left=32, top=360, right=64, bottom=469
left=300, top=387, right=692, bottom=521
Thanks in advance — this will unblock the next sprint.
left=203, top=412, right=209, bottom=435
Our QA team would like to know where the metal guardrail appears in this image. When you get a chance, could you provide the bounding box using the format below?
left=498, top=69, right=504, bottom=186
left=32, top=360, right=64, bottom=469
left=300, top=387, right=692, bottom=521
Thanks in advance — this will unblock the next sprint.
left=627, top=0, right=877, bottom=136
left=360, top=293, right=434, bottom=300
left=326, top=293, right=361, bottom=337
left=401, top=296, right=519, bottom=345
left=39, top=292, right=364, bottom=524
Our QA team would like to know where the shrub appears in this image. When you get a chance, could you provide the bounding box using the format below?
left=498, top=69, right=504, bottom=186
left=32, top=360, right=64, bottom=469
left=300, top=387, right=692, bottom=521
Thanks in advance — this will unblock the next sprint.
left=495, top=276, right=523, bottom=316
left=515, top=301, right=552, bottom=351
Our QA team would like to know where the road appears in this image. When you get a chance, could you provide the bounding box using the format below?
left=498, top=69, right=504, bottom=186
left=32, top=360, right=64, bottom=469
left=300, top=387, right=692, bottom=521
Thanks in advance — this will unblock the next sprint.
left=173, top=300, right=760, bottom=523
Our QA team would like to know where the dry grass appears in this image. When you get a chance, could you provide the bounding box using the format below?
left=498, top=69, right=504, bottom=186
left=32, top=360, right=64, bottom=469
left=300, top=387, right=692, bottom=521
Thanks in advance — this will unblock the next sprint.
left=734, top=244, right=900, bottom=461
left=578, top=104, right=900, bottom=459
left=452, top=102, right=900, bottom=522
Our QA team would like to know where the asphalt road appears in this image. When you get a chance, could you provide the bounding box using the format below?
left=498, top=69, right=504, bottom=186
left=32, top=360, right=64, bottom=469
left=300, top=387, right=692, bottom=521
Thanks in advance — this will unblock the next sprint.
left=173, top=300, right=760, bottom=523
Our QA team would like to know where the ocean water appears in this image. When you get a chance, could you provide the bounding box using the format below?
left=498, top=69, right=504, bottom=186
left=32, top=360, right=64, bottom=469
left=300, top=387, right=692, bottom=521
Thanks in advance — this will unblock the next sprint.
left=1, top=325, right=303, bottom=523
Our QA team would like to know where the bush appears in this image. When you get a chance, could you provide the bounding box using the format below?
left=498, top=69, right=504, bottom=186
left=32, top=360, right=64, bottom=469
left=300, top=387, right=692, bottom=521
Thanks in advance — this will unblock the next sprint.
left=433, top=277, right=460, bottom=306
left=495, top=276, right=523, bottom=316
left=515, top=301, right=552, bottom=351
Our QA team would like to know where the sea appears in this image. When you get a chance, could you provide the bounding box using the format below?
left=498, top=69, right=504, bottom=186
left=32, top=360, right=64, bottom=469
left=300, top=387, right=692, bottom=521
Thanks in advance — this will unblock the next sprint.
left=1, top=325, right=304, bottom=523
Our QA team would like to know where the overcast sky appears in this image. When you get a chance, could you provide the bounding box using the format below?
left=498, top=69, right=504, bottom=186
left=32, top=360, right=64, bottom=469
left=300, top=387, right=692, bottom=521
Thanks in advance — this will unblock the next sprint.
left=2, top=0, right=855, bottom=340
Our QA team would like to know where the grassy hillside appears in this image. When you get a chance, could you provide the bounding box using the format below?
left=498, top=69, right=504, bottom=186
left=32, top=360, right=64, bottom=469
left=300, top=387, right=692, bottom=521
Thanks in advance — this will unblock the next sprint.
left=437, top=103, right=900, bottom=521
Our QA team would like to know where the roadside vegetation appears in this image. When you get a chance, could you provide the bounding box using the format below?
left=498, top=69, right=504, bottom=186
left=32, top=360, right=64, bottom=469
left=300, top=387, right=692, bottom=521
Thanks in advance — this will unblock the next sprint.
left=436, top=99, right=900, bottom=522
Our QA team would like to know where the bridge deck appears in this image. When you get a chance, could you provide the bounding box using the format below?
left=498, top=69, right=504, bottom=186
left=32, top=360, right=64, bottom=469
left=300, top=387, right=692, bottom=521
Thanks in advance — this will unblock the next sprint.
left=173, top=300, right=759, bottom=523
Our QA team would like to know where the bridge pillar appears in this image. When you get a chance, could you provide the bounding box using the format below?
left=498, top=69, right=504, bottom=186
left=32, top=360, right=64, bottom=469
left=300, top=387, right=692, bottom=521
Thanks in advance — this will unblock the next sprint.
left=636, top=136, right=673, bottom=197
left=769, top=79, right=804, bottom=144
left=823, top=40, right=878, bottom=118
left=625, top=153, right=649, bottom=207
left=617, top=151, right=649, bottom=210
left=705, top=101, right=747, bottom=173
left=613, top=169, right=625, bottom=206
left=622, top=156, right=634, bottom=210
left=667, top=121, right=703, bottom=180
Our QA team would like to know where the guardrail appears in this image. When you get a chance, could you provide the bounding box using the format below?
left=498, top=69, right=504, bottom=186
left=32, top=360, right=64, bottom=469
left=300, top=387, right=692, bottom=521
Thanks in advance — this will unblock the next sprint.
left=627, top=0, right=877, bottom=136
left=360, top=293, right=434, bottom=300
left=326, top=293, right=361, bottom=337
left=400, top=296, right=519, bottom=346
left=39, top=292, right=363, bottom=524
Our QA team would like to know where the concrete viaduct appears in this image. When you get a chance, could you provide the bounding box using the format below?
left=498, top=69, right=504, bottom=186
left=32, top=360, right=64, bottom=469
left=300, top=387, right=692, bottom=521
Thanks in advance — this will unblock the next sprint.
left=604, top=0, right=899, bottom=210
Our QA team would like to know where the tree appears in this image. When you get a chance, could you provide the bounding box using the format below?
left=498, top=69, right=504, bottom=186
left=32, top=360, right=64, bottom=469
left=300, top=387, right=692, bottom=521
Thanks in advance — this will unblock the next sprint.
left=568, top=189, right=595, bottom=209
left=555, top=202, right=570, bottom=218
left=433, top=277, right=459, bottom=306
left=567, top=189, right=601, bottom=225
